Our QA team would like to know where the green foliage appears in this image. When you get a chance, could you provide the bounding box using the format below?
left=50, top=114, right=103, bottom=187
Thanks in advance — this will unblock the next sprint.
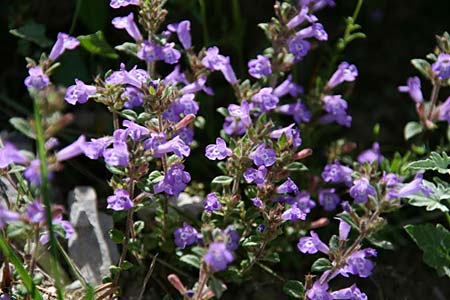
left=311, top=258, right=332, bottom=272
left=0, top=237, right=43, bottom=300
left=179, top=254, right=201, bottom=269
left=9, top=20, right=53, bottom=48
left=405, top=223, right=450, bottom=277
left=77, top=31, right=118, bottom=59
left=406, top=151, right=450, bottom=174
left=283, top=280, right=305, bottom=298
left=404, top=121, right=423, bottom=140
left=404, top=179, right=450, bottom=212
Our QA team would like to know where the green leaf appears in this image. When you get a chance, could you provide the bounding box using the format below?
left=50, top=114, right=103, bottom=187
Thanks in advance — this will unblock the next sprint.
left=9, top=117, right=35, bottom=139
left=179, top=254, right=200, bottom=269
left=406, top=152, right=450, bottom=174
left=0, top=237, right=43, bottom=299
left=311, top=258, right=332, bottom=272
left=411, top=58, right=432, bottom=79
left=78, top=31, right=118, bottom=59
left=121, top=260, right=134, bottom=271
left=404, top=121, right=423, bottom=140
left=242, top=235, right=262, bottom=247
left=404, top=179, right=450, bottom=212
left=9, top=20, right=53, bottom=48
left=6, top=222, right=28, bottom=238
left=109, top=229, right=124, bottom=244
left=120, top=109, right=138, bottom=121
left=211, top=175, right=233, bottom=187
left=208, top=277, right=225, bottom=298
left=405, top=223, right=450, bottom=277
left=115, top=42, right=138, bottom=57
left=283, top=280, right=305, bottom=298
left=285, top=162, right=308, bottom=172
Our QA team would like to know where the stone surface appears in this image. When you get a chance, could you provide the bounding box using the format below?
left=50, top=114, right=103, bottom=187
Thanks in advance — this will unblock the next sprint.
left=68, top=186, right=119, bottom=285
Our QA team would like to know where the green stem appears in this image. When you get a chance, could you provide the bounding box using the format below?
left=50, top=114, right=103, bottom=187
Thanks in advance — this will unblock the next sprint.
left=198, top=0, right=209, bottom=46
left=427, top=83, right=441, bottom=120
left=69, top=0, right=83, bottom=35
left=33, top=99, right=63, bottom=300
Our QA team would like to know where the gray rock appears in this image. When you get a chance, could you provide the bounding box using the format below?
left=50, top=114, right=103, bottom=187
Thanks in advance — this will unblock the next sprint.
left=68, top=187, right=119, bottom=285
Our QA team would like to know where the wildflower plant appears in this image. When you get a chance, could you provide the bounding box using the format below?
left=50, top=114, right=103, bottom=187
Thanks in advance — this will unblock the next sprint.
left=1, top=0, right=450, bottom=299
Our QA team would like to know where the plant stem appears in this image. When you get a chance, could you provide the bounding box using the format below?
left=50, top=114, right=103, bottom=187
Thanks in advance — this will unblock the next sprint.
left=427, top=83, right=441, bottom=120
left=33, top=98, right=64, bottom=300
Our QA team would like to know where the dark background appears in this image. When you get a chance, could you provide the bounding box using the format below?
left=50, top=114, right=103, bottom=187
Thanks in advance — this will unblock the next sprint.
left=1, top=0, right=450, bottom=299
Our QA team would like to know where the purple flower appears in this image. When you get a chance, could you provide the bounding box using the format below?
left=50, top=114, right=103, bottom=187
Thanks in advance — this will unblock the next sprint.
left=154, top=164, right=191, bottom=196
left=55, top=135, right=86, bottom=162
left=341, top=248, right=377, bottom=278
left=249, top=144, right=276, bottom=167
left=331, top=284, right=368, bottom=300
left=227, top=100, right=252, bottom=127
left=107, top=189, right=133, bottom=211
left=287, top=6, right=317, bottom=29
left=0, top=143, right=27, bottom=168
left=251, top=197, right=263, bottom=208
left=398, top=76, right=423, bottom=103
left=270, top=124, right=302, bottom=147
left=202, top=47, right=228, bottom=71
left=180, top=76, right=214, bottom=96
left=110, top=0, right=139, bottom=9
left=273, top=75, right=304, bottom=98
left=25, top=201, right=45, bottom=224
left=295, top=192, right=316, bottom=213
left=380, top=172, right=402, bottom=187
left=123, top=120, right=150, bottom=141
left=432, top=53, right=450, bottom=79
left=112, top=13, right=142, bottom=41
left=106, top=64, right=149, bottom=88
left=24, top=66, right=50, bottom=90
left=0, top=204, right=20, bottom=228
left=224, top=226, right=240, bottom=251
left=104, top=142, right=129, bottom=167
left=174, top=223, right=198, bottom=249
left=168, top=21, right=192, bottom=49
left=277, top=177, right=299, bottom=194
left=248, top=55, right=272, bottom=78
left=204, top=193, right=221, bottom=213
left=161, top=43, right=181, bottom=64
left=288, top=36, right=311, bottom=62
left=65, top=79, right=96, bottom=105
left=388, top=172, right=427, bottom=200
left=277, top=100, right=311, bottom=123
left=252, top=88, right=279, bottom=112
left=349, top=178, right=376, bottom=204
left=220, top=58, right=238, bottom=85
left=205, top=138, right=232, bottom=160
left=137, top=41, right=162, bottom=62
left=320, top=95, right=352, bottom=127
left=439, top=96, right=450, bottom=123
left=49, top=33, right=79, bottom=61
left=358, top=142, right=383, bottom=164
left=165, top=65, right=189, bottom=85
left=322, top=160, right=353, bottom=186
left=122, top=87, right=144, bottom=108
left=83, top=137, right=113, bottom=159
left=296, top=23, right=328, bottom=41
left=282, top=204, right=306, bottom=221
left=327, top=62, right=358, bottom=89
left=179, top=94, right=199, bottom=115
left=243, top=166, right=267, bottom=186
left=256, top=224, right=265, bottom=232
left=40, top=215, right=74, bottom=244
left=153, top=136, right=190, bottom=158
left=297, top=231, right=329, bottom=254
left=306, top=282, right=332, bottom=300
left=174, top=127, right=194, bottom=145
left=204, top=242, right=234, bottom=271
left=24, top=160, right=53, bottom=186
left=318, top=188, right=340, bottom=211
left=300, top=0, right=336, bottom=12
left=336, top=217, right=351, bottom=241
